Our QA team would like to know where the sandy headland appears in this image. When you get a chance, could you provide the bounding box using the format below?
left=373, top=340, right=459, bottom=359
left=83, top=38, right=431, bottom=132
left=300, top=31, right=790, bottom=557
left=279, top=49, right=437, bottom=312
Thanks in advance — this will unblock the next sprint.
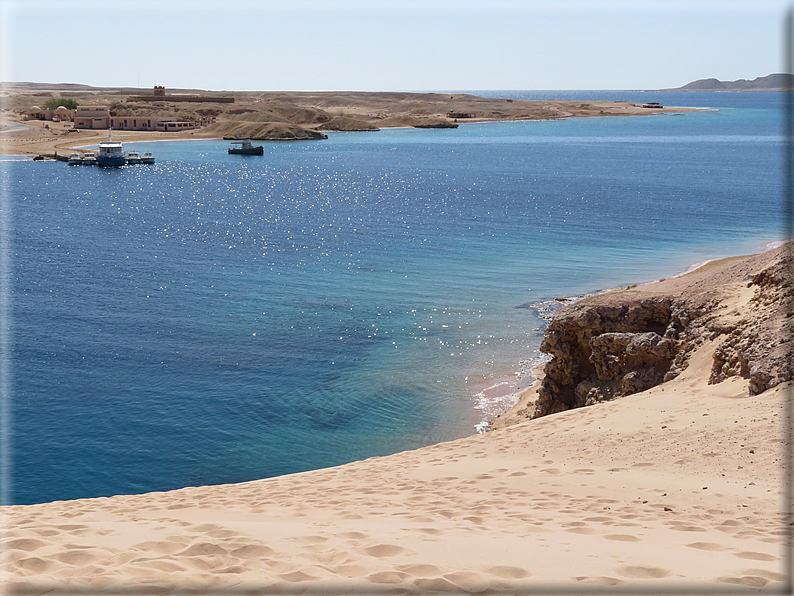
left=1, top=85, right=694, bottom=157
left=2, top=243, right=791, bottom=594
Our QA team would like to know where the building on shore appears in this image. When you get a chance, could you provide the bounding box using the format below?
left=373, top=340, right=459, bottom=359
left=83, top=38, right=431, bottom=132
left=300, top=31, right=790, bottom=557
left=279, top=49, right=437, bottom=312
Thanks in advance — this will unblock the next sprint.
left=24, top=105, right=74, bottom=121
left=70, top=106, right=209, bottom=131
left=73, top=106, right=110, bottom=128
left=24, top=91, right=214, bottom=132
left=128, top=85, right=234, bottom=103
left=110, top=116, right=208, bottom=132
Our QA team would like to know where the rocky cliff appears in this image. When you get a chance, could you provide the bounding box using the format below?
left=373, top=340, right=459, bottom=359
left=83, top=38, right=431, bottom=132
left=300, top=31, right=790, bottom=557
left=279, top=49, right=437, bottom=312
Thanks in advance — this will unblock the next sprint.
left=529, top=244, right=792, bottom=419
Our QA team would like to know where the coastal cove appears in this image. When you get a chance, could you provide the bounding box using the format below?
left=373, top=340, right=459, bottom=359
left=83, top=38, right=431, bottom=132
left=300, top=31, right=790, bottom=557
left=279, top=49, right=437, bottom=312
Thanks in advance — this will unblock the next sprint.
left=7, top=91, right=784, bottom=506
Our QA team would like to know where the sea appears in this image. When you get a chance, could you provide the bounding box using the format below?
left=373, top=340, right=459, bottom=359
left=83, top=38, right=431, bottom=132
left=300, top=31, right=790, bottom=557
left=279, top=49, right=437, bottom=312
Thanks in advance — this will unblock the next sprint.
left=4, top=91, right=784, bottom=505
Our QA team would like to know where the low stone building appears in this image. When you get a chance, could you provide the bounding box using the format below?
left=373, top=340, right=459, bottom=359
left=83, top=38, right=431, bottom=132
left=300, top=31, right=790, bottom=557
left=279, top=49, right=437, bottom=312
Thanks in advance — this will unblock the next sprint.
left=24, top=105, right=74, bottom=121
left=128, top=85, right=234, bottom=103
left=73, top=106, right=110, bottom=129
left=72, top=108, right=209, bottom=132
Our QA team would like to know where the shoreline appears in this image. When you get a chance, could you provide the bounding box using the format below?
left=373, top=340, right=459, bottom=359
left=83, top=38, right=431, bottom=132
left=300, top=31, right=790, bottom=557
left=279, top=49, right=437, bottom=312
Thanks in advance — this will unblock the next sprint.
left=3, top=244, right=791, bottom=591
left=484, top=237, right=787, bottom=430
left=0, top=96, right=696, bottom=158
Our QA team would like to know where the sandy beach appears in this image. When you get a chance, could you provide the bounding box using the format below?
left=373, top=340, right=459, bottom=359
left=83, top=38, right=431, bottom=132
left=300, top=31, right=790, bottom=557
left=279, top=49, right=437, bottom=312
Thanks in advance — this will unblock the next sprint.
left=2, top=242, right=791, bottom=594
left=0, top=117, right=217, bottom=158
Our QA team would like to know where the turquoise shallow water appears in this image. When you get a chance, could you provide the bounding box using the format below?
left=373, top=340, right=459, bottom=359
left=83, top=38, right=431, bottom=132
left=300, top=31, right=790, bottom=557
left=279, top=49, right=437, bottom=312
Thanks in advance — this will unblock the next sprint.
left=7, top=91, right=784, bottom=505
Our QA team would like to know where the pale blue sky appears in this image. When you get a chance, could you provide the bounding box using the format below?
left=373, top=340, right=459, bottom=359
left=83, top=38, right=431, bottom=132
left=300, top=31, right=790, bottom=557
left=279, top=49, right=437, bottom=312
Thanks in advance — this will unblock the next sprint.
left=1, top=0, right=789, bottom=91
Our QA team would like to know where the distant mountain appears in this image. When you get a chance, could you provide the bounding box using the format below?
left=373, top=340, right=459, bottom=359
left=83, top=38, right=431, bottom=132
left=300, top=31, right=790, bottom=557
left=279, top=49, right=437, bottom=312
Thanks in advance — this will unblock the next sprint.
left=1, top=82, right=211, bottom=94
left=666, top=74, right=794, bottom=91
left=1, top=82, right=101, bottom=91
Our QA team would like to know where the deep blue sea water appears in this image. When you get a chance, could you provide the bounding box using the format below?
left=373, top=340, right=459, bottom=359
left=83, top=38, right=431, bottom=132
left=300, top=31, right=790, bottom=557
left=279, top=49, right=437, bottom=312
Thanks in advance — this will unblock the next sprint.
left=5, top=91, right=784, bottom=505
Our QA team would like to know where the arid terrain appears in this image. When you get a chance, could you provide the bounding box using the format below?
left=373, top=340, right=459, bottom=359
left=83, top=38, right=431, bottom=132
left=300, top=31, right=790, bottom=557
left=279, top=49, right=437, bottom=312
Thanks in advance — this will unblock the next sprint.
left=1, top=83, right=690, bottom=156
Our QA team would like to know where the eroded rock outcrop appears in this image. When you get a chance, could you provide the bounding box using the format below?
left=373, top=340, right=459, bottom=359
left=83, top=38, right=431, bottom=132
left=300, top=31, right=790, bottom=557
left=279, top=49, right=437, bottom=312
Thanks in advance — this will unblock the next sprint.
left=319, top=116, right=380, bottom=131
left=535, top=298, right=688, bottom=416
left=531, top=244, right=792, bottom=419
left=210, top=121, right=328, bottom=140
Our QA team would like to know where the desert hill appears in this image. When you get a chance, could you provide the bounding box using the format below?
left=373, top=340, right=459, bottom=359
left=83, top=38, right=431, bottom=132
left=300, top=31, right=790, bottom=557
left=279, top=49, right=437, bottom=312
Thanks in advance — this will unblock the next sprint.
left=666, top=73, right=793, bottom=91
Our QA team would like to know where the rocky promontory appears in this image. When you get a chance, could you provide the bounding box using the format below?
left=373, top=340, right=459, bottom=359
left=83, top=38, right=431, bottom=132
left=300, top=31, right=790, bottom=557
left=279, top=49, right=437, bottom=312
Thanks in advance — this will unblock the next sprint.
left=214, top=121, right=328, bottom=141
left=494, top=243, right=792, bottom=425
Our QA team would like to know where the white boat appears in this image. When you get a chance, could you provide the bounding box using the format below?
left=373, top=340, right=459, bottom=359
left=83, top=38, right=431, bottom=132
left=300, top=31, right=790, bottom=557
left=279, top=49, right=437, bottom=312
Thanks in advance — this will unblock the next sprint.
left=97, top=129, right=126, bottom=167
left=82, top=152, right=97, bottom=165
left=141, top=151, right=155, bottom=164
left=67, top=153, right=82, bottom=165
left=126, top=151, right=142, bottom=165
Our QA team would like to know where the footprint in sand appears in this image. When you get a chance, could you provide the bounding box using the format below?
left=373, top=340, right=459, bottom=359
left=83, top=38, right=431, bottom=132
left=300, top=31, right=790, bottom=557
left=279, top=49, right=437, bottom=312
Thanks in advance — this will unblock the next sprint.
left=685, top=542, right=727, bottom=551
left=487, top=565, right=530, bottom=579
left=175, top=542, right=228, bottom=556
left=398, top=563, right=442, bottom=577
left=339, top=532, right=369, bottom=540
left=205, top=529, right=238, bottom=538
left=292, top=535, right=328, bottom=545
left=279, top=569, right=321, bottom=582
left=443, top=571, right=492, bottom=587
left=131, top=540, right=186, bottom=555
left=3, top=538, right=47, bottom=552
left=14, top=556, right=55, bottom=574
left=734, top=551, right=778, bottom=561
left=567, top=527, right=599, bottom=535
left=412, top=527, right=443, bottom=535
left=669, top=525, right=707, bottom=532
left=186, top=523, right=225, bottom=533
left=130, top=559, right=190, bottom=574
left=230, top=544, right=275, bottom=558
left=363, top=544, right=405, bottom=558
left=717, top=576, right=769, bottom=587
left=56, top=548, right=111, bottom=566
left=334, top=563, right=370, bottom=578
left=573, top=576, right=622, bottom=586
left=413, top=577, right=461, bottom=592
left=743, top=569, right=788, bottom=582
left=616, top=565, right=670, bottom=579
left=364, top=571, right=411, bottom=584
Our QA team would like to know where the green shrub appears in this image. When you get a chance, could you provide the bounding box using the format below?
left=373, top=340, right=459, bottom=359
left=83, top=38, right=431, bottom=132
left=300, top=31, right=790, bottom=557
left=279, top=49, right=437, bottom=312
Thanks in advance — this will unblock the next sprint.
left=43, top=98, right=79, bottom=110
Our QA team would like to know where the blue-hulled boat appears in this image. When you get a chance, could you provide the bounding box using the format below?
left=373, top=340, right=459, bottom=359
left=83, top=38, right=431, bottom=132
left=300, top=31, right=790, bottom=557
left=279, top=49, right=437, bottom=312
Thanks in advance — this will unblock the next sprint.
left=97, top=129, right=126, bottom=167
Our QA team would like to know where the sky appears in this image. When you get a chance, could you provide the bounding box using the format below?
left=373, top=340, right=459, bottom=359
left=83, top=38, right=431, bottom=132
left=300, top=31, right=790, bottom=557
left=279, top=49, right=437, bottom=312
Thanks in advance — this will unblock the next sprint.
left=0, top=0, right=790, bottom=91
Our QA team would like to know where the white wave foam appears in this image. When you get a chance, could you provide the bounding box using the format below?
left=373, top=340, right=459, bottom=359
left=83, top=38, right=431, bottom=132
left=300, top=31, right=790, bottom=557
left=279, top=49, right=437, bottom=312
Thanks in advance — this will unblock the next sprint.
left=472, top=352, right=551, bottom=433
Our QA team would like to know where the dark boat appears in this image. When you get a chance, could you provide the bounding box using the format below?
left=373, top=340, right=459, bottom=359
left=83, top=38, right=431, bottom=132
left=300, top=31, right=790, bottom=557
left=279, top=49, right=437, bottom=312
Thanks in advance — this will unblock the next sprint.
left=228, top=139, right=264, bottom=155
